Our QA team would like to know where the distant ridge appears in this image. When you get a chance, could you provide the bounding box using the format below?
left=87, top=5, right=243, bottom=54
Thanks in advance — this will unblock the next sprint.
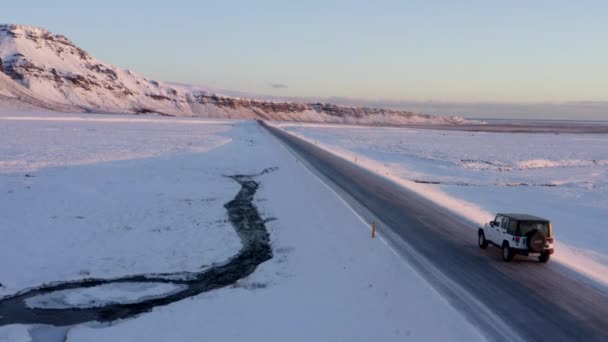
left=0, top=24, right=478, bottom=125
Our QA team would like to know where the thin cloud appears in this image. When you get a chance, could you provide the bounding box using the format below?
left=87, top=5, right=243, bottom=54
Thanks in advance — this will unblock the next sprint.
left=268, top=82, right=288, bottom=89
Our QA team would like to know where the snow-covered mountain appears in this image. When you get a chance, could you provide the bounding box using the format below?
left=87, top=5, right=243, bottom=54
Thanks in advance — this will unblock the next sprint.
left=0, top=24, right=474, bottom=124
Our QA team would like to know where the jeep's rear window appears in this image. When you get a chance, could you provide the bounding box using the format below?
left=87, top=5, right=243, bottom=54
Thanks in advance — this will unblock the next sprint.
left=507, top=220, right=518, bottom=235
left=519, top=221, right=550, bottom=236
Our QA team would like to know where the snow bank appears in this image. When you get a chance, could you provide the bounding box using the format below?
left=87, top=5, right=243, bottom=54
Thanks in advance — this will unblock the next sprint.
left=517, top=159, right=608, bottom=169
left=0, top=325, right=31, bottom=342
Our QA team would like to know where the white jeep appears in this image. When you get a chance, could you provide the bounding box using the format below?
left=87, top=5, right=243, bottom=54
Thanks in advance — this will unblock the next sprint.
left=478, top=213, right=554, bottom=263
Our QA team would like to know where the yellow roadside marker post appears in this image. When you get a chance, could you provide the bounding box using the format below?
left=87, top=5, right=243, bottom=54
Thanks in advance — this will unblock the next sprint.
left=372, top=222, right=377, bottom=238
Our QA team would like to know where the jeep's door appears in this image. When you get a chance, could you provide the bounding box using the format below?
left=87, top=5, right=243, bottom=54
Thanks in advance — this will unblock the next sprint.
left=490, top=215, right=503, bottom=242
left=499, top=217, right=509, bottom=244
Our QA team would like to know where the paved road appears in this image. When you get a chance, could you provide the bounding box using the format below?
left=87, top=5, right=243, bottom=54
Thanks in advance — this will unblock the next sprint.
left=260, top=121, right=608, bottom=342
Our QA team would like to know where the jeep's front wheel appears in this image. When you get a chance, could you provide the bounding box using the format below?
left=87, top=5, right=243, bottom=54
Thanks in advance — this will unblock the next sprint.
left=539, top=251, right=551, bottom=263
left=502, top=242, right=514, bottom=262
left=478, top=231, right=489, bottom=249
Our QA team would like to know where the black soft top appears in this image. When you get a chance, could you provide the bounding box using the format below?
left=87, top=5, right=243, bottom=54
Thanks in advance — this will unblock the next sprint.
left=497, top=213, right=550, bottom=222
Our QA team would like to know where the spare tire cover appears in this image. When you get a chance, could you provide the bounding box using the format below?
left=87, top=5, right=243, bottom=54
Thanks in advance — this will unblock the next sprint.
left=527, top=231, right=547, bottom=253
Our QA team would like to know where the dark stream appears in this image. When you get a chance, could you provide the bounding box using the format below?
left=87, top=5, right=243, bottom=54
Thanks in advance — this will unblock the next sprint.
left=0, top=169, right=276, bottom=326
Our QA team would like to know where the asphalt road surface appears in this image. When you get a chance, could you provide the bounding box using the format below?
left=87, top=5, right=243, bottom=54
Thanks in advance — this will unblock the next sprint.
left=260, top=121, right=608, bottom=342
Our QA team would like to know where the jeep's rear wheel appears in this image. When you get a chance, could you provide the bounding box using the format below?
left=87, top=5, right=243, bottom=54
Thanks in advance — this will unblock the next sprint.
left=526, top=230, right=547, bottom=253
left=502, top=242, right=514, bottom=262
left=539, top=251, right=551, bottom=263
left=478, top=231, right=488, bottom=249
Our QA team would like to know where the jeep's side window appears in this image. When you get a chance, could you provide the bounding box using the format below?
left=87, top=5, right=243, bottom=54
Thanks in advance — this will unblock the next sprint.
left=501, top=218, right=509, bottom=229
left=508, top=220, right=518, bottom=235
left=494, top=216, right=502, bottom=226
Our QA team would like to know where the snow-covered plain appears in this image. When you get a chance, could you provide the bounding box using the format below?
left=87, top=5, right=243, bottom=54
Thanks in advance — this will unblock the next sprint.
left=0, top=114, right=239, bottom=298
left=0, top=112, right=483, bottom=341
left=278, top=123, right=608, bottom=285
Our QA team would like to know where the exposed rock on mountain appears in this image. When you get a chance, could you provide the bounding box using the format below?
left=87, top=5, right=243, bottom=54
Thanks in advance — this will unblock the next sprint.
left=0, top=24, right=475, bottom=125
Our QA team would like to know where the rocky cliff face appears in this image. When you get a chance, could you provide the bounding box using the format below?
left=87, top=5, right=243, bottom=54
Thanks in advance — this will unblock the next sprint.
left=192, top=93, right=437, bottom=120
left=0, top=24, right=472, bottom=125
left=0, top=24, right=163, bottom=111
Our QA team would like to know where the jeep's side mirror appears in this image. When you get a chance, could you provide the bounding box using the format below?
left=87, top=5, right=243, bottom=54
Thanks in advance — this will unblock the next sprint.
left=490, top=221, right=497, bottom=227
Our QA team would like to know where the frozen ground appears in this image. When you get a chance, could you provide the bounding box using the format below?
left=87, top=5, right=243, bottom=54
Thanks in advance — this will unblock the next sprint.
left=0, top=114, right=239, bottom=298
left=0, top=113, right=483, bottom=341
left=278, top=122, right=608, bottom=285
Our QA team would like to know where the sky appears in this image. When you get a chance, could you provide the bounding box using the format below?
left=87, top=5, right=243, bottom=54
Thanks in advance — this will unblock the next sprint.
left=2, top=1, right=608, bottom=119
